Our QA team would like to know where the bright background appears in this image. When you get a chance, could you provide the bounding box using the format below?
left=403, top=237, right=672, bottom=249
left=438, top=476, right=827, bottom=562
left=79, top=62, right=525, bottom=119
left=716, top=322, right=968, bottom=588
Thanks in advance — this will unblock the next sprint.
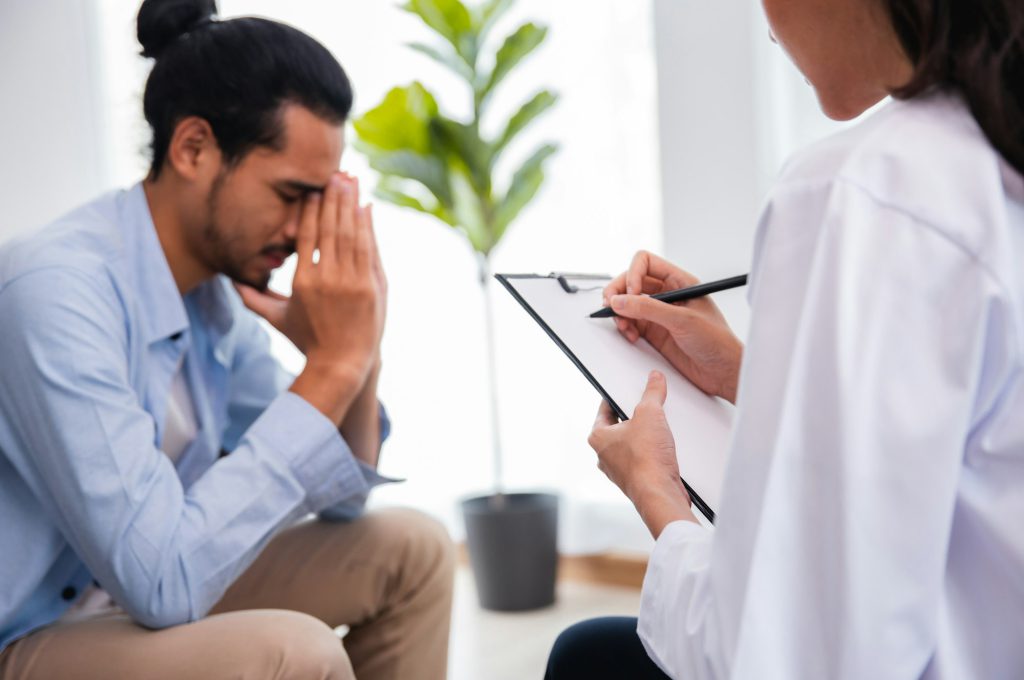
left=0, top=0, right=850, bottom=554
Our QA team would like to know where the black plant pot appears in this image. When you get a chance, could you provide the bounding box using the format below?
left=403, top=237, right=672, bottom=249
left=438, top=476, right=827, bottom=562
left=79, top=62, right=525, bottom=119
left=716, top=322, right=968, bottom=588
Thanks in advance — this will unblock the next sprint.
left=461, top=492, right=559, bottom=611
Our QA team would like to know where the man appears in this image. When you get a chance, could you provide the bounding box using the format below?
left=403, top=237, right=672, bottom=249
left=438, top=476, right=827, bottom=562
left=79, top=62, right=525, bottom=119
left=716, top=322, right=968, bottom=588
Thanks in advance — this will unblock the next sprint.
left=0, top=3, right=454, bottom=678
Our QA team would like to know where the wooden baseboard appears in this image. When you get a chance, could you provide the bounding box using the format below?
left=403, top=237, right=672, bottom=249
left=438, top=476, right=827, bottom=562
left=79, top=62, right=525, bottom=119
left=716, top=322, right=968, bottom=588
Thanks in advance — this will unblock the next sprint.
left=458, top=544, right=648, bottom=590
left=559, top=552, right=647, bottom=589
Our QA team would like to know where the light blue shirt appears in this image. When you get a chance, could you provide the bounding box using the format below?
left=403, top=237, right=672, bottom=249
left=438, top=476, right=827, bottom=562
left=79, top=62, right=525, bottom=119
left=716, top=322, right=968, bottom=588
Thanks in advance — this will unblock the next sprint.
left=0, top=184, right=392, bottom=651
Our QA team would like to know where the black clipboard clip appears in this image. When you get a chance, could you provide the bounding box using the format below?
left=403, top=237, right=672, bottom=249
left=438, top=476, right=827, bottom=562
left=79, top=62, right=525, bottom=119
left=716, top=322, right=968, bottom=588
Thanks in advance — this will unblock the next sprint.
left=550, top=272, right=609, bottom=294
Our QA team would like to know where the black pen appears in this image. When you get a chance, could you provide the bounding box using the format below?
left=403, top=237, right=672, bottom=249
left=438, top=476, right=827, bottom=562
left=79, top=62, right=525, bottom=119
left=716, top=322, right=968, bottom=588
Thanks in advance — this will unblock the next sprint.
left=589, top=274, right=749, bottom=318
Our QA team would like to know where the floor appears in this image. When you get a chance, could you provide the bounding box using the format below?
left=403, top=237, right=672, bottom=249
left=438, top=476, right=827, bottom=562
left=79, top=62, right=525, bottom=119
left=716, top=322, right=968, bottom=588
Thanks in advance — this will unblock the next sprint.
left=448, top=566, right=643, bottom=680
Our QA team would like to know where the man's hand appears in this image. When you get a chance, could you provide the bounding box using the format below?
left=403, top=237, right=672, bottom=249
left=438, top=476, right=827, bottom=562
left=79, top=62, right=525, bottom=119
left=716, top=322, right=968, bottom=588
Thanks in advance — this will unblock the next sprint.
left=588, top=371, right=697, bottom=537
left=604, top=251, right=743, bottom=404
left=239, top=173, right=387, bottom=426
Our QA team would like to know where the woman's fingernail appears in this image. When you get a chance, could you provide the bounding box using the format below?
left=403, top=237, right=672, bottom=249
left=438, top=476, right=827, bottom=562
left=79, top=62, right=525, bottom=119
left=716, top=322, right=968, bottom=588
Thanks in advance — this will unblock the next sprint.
left=611, top=295, right=625, bottom=309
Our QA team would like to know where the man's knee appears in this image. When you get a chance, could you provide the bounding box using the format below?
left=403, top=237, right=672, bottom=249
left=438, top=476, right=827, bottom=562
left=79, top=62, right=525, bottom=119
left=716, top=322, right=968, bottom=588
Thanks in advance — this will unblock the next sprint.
left=241, top=610, right=353, bottom=680
left=369, top=508, right=456, bottom=593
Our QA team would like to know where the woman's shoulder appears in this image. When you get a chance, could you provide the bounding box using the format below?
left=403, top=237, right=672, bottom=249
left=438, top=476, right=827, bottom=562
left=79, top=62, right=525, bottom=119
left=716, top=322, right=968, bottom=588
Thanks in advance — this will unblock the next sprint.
left=782, top=93, right=997, bottom=193
left=774, top=92, right=1010, bottom=256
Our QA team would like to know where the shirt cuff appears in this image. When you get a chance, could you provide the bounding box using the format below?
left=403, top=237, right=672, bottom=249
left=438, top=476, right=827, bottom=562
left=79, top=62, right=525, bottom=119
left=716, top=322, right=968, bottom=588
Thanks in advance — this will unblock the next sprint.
left=318, top=461, right=402, bottom=521
left=247, top=391, right=369, bottom=514
left=318, top=403, right=402, bottom=521
left=359, top=460, right=403, bottom=486
left=638, top=520, right=714, bottom=675
left=379, top=400, right=391, bottom=443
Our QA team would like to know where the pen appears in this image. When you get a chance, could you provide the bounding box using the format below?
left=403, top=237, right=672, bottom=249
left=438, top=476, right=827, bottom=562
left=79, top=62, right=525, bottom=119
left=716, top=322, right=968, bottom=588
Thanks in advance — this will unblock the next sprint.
left=589, top=274, right=749, bottom=318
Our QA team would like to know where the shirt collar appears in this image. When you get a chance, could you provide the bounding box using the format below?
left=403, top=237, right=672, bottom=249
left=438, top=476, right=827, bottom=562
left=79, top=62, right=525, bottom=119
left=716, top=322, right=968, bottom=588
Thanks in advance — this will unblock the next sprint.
left=121, top=183, right=190, bottom=345
left=122, top=183, right=239, bottom=352
left=187, top=276, right=238, bottom=360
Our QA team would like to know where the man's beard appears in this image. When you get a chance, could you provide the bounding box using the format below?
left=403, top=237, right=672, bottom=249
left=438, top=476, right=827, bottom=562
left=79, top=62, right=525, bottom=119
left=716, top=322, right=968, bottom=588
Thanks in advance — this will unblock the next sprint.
left=201, top=173, right=291, bottom=292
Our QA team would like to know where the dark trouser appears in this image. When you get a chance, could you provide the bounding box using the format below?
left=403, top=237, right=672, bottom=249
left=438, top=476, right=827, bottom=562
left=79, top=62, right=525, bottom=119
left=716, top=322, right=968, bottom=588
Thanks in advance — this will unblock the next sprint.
left=544, top=616, right=672, bottom=680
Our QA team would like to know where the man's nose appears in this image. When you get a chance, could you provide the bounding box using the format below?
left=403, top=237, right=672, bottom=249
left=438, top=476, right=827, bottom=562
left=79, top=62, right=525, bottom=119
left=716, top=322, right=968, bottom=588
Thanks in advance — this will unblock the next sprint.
left=282, top=205, right=302, bottom=240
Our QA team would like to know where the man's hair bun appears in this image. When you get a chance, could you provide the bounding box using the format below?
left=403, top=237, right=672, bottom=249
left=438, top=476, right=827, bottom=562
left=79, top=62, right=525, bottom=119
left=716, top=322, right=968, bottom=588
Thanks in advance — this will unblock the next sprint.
left=137, top=0, right=218, bottom=60
left=137, top=1, right=353, bottom=179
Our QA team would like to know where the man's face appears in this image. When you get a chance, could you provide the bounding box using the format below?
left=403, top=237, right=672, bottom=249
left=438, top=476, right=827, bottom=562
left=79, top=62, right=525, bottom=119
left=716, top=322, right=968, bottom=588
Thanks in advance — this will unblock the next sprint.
left=197, top=104, right=344, bottom=290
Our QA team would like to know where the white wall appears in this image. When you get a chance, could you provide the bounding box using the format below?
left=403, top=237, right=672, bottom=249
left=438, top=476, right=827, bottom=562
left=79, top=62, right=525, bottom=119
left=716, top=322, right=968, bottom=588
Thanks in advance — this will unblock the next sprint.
left=652, top=0, right=847, bottom=339
left=0, top=0, right=110, bottom=242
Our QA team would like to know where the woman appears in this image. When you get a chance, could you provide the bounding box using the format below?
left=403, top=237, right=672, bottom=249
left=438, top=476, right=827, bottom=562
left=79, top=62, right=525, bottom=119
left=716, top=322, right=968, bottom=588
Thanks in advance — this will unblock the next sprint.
left=546, top=0, right=1023, bottom=678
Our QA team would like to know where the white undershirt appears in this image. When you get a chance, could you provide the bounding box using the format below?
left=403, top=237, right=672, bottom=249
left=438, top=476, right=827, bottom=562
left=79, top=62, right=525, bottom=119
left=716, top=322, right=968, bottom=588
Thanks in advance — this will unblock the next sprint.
left=58, top=356, right=198, bottom=624
left=161, top=357, right=199, bottom=464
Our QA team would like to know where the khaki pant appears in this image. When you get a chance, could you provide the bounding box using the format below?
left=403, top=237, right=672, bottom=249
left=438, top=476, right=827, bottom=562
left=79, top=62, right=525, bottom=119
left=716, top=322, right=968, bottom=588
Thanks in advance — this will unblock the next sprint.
left=0, top=508, right=455, bottom=680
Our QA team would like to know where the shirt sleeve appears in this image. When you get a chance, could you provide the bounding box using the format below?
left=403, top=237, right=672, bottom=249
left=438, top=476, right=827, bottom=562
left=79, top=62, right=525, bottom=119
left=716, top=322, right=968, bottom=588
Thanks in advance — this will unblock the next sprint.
left=222, top=299, right=397, bottom=520
left=219, top=300, right=296, bottom=452
left=0, top=268, right=371, bottom=629
left=637, top=178, right=1012, bottom=679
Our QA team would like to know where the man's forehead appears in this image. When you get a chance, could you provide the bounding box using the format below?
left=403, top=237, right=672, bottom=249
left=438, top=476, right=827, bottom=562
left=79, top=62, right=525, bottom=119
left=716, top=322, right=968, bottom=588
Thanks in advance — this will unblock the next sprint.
left=280, top=104, right=345, bottom=154
left=255, top=104, right=345, bottom=183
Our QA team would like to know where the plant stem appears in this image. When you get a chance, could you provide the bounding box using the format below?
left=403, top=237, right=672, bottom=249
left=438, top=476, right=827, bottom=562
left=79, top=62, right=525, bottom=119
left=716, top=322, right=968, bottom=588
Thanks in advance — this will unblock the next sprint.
left=477, top=252, right=505, bottom=501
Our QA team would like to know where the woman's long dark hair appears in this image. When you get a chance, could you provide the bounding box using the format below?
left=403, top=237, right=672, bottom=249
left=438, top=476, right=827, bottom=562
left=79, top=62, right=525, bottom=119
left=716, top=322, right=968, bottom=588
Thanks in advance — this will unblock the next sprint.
left=884, top=0, right=1024, bottom=176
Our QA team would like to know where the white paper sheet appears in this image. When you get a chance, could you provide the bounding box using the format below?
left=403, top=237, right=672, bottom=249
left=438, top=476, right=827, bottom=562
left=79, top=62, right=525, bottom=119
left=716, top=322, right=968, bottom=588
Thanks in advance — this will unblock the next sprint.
left=498, top=274, right=734, bottom=520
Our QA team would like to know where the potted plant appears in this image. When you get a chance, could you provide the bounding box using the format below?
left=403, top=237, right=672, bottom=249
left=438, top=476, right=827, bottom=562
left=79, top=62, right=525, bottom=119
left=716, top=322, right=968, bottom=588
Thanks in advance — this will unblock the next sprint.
left=353, top=0, right=560, bottom=610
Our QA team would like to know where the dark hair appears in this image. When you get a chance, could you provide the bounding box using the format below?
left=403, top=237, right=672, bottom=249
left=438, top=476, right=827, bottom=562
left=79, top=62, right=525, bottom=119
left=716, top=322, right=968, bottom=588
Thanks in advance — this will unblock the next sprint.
left=884, top=0, right=1024, bottom=176
left=137, top=0, right=353, bottom=178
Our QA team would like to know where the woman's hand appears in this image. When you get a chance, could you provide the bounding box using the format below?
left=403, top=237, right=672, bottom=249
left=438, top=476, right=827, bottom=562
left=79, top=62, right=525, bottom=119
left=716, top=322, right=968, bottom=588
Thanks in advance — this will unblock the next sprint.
left=588, top=371, right=698, bottom=537
left=604, top=251, right=743, bottom=404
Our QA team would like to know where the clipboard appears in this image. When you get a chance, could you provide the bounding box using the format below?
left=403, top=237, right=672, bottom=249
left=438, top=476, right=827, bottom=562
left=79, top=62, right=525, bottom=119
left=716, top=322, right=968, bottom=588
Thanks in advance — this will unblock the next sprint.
left=495, top=272, right=734, bottom=523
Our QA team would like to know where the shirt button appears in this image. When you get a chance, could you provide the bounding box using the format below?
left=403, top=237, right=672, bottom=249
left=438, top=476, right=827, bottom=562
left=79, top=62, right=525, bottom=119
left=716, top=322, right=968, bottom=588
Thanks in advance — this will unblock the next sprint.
left=61, top=586, right=77, bottom=601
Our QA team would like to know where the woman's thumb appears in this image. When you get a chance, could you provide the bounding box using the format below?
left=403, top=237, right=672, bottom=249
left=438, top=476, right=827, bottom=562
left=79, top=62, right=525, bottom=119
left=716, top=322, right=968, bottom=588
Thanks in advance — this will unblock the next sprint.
left=641, top=370, right=668, bottom=407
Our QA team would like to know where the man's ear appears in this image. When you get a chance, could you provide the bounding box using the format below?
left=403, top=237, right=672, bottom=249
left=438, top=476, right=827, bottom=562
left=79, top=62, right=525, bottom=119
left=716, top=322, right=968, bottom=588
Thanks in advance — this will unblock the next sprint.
left=166, top=116, right=221, bottom=181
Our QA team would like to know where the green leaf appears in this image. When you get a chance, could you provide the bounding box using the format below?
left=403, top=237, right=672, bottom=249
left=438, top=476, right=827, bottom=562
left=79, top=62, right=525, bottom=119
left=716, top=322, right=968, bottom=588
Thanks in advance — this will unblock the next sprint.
left=493, top=90, right=558, bottom=162
left=401, top=0, right=476, bottom=66
left=374, top=185, right=432, bottom=213
left=449, top=165, right=491, bottom=253
left=494, top=143, right=557, bottom=241
left=474, top=0, right=513, bottom=43
left=354, top=1, right=559, bottom=255
left=406, top=42, right=474, bottom=81
left=430, top=117, right=491, bottom=193
left=373, top=177, right=457, bottom=226
left=374, top=177, right=432, bottom=212
left=478, top=22, right=548, bottom=105
left=352, top=83, right=439, bottom=154
left=367, top=150, right=453, bottom=208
